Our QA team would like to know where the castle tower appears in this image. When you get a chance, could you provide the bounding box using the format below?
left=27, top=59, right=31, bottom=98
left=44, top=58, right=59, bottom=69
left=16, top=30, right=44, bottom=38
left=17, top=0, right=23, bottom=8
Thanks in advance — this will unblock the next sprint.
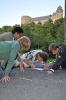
left=56, top=6, right=63, bottom=18
left=51, top=6, right=63, bottom=22
left=21, top=16, right=31, bottom=24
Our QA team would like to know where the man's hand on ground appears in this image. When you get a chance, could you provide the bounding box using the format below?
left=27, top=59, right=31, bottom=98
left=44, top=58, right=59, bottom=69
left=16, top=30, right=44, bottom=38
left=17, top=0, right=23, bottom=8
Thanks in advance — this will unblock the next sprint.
left=47, top=71, right=53, bottom=74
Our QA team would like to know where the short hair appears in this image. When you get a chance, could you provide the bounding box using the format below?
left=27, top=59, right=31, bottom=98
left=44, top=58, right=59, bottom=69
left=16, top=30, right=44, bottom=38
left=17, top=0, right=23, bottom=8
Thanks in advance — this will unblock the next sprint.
left=48, top=43, right=59, bottom=52
left=12, top=26, right=23, bottom=34
left=18, top=36, right=31, bottom=51
left=36, top=51, right=49, bottom=62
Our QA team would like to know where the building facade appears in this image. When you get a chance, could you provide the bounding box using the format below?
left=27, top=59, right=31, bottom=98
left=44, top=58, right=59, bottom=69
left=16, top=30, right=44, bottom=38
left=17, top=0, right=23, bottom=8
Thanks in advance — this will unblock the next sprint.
left=21, top=6, right=63, bottom=25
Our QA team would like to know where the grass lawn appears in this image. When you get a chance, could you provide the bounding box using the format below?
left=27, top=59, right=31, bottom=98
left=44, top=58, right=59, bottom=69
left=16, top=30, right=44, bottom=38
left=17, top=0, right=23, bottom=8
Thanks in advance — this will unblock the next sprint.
left=47, top=58, right=54, bottom=63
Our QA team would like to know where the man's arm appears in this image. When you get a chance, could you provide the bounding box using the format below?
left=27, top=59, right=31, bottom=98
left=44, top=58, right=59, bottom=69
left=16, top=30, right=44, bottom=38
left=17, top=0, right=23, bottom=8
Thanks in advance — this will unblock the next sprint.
left=51, top=52, right=66, bottom=71
left=48, top=45, right=66, bottom=74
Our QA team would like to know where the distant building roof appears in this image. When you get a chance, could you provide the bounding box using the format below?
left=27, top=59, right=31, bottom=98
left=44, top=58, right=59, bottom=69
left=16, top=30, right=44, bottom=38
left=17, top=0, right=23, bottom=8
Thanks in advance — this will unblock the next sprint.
left=57, top=6, right=63, bottom=10
left=30, top=15, right=52, bottom=22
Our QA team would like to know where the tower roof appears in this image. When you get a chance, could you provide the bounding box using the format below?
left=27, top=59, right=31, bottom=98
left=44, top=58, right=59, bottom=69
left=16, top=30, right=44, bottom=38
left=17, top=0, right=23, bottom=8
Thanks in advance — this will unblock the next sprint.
left=57, top=6, right=63, bottom=10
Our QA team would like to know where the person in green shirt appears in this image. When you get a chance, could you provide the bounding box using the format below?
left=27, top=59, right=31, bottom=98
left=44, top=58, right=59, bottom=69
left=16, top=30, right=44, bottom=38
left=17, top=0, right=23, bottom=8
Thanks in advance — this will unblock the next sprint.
left=0, top=26, right=24, bottom=71
left=0, top=36, right=31, bottom=82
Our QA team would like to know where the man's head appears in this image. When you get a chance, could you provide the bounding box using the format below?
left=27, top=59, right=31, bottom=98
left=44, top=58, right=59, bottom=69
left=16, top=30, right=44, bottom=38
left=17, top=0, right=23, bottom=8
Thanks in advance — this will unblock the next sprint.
left=48, top=43, right=59, bottom=55
left=18, top=36, right=31, bottom=51
left=36, top=51, right=49, bottom=62
left=12, top=26, right=23, bottom=39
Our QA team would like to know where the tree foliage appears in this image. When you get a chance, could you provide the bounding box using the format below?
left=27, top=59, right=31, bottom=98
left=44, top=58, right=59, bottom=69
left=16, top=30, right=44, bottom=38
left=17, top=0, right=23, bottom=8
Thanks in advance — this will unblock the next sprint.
left=0, top=18, right=64, bottom=57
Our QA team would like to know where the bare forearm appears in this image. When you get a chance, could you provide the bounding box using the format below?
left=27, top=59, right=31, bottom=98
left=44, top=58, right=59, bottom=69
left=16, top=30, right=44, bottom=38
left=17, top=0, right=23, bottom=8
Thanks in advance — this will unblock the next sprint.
left=24, top=59, right=32, bottom=66
left=24, top=59, right=36, bottom=68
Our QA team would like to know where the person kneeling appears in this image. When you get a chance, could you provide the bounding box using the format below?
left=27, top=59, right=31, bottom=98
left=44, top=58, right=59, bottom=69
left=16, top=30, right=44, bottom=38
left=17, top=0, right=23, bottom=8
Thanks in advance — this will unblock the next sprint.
left=0, top=36, right=31, bottom=82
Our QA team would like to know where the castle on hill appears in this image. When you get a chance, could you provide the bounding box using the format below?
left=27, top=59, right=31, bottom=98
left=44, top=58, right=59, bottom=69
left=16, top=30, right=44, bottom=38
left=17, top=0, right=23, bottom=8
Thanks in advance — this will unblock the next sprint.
left=21, top=6, right=63, bottom=25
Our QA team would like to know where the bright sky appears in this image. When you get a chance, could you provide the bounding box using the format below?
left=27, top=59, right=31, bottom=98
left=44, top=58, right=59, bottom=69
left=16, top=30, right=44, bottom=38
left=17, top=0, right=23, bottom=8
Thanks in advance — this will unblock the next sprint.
left=0, top=0, right=65, bottom=28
